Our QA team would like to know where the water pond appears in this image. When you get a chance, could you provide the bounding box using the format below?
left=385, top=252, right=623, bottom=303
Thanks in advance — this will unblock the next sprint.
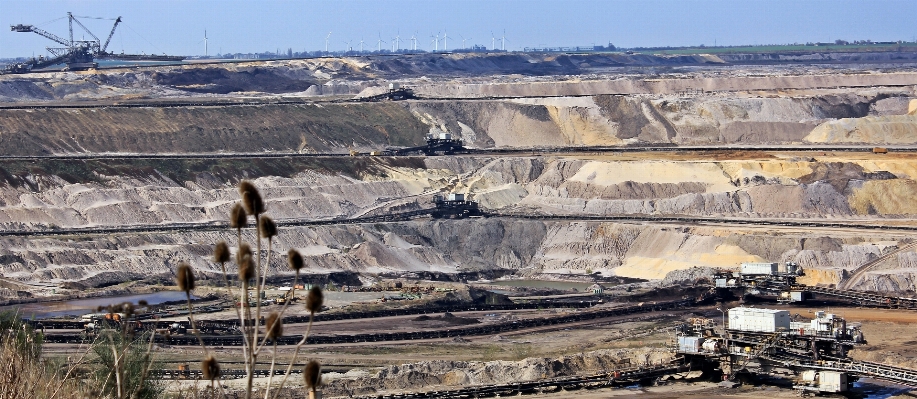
left=5, top=291, right=196, bottom=320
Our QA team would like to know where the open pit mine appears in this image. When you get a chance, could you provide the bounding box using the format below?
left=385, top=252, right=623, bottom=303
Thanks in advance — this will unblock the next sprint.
left=3, top=51, right=917, bottom=398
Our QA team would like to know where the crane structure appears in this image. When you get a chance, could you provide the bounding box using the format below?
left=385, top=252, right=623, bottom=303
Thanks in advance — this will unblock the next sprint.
left=6, top=12, right=183, bottom=74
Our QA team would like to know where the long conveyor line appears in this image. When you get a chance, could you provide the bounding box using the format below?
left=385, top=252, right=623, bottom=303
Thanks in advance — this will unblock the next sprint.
left=40, top=298, right=694, bottom=346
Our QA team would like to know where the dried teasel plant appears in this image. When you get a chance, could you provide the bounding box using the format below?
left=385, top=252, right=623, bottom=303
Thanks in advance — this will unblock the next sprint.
left=306, top=286, right=324, bottom=315
left=214, top=241, right=230, bottom=264
left=265, top=312, right=283, bottom=341
left=181, top=180, right=326, bottom=399
left=238, top=254, right=255, bottom=282
left=259, top=215, right=277, bottom=239
left=303, top=360, right=322, bottom=393
left=237, top=243, right=253, bottom=266
left=239, top=180, right=265, bottom=216
left=287, top=249, right=304, bottom=273
left=176, top=262, right=195, bottom=293
left=202, top=355, right=221, bottom=380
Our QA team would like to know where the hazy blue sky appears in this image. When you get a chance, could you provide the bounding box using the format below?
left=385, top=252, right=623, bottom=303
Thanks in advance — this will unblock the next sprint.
left=1, top=0, right=915, bottom=58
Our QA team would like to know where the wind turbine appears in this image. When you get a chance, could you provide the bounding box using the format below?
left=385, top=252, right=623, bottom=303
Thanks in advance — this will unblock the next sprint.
left=325, top=31, right=332, bottom=52
left=442, top=30, right=448, bottom=51
left=431, top=33, right=439, bottom=51
left=491, top=32, right=496, bottom=51
left=393, top=30, right=401, bottom=52
left=410, top=33, right=417, bottom=51
left=460, top=34, right=470, bottom=50
left=500, top=30, right=507, bottom=51
left=377, top=33, right=386, bottom=52
left=359, top=37, right=366, bottom=53
left=197, top=30, right=209, bottom=57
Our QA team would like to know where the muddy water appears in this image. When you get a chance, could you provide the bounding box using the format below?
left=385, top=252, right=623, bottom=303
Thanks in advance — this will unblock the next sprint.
left=6, top=291, right=196, bottom=320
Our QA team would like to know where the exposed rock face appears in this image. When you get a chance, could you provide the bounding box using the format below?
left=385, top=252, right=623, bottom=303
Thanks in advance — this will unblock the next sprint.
left=3, top=155, right=917, bottom=231
left=412, top=72, right=917, bottom=98
left=0, top=153, right=916, bottom=293
left=319, top=348, right=674, bottom=396
left=0, top=215, right=908, bottom=295
left=805, top=115, right=917, bottom=144
left=0, top=103, right=428, bottom=155
left=1, top=90, right=913, bottom=156
left=2, top=57, right=917, bottom=297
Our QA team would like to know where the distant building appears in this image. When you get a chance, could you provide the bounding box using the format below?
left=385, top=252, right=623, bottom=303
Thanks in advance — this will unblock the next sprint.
left=590, top=283, right=604, bottom=295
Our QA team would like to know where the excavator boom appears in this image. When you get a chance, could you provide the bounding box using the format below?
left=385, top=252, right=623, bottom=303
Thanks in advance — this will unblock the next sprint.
left=101, top=17, right=121, bottom=54
left=10, top=24, right=70, bottom=47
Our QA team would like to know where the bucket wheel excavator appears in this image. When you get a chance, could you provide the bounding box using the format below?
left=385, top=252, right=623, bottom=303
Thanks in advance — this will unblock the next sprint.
left=6, top=12, right=183, bottom=73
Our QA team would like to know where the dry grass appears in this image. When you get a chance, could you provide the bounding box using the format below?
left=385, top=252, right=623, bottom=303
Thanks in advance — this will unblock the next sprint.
left=0, top=313, right=91, bottom=399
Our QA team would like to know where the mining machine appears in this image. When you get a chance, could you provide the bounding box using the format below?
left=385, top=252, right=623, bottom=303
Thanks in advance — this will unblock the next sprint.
left=6, top=12, right=184, bottom=74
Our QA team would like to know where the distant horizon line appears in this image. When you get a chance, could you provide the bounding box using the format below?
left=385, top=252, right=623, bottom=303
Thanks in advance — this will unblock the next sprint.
left=4, top=39, right=917, bottom=61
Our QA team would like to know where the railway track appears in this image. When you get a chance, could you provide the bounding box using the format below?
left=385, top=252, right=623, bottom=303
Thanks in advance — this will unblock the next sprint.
left=30, top=300, right=597, bottom=330
left=802, top=285, right=917, bottom=309
left=5, top=208, right=916, bottom=238
left=763, top=354, right=917, bottom=387
left=151, top=361, right=688, bottom=397
left=837, top=241, right=917, bottom=291
left=0, top=144, right=910, bottom=162
left=350, top=363, right=688, bottom=399
left=39, top=298, right=695, bottom=346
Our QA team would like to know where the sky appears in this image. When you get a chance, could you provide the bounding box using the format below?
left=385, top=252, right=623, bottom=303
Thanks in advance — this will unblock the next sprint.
left=1, top=0, right=916, bottom=58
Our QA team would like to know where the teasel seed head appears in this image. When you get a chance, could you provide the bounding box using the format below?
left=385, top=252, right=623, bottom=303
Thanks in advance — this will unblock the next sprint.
left=236, top=243, right=252, bottom=266
left=238, top=254, right=255, bottom=281
left=239, top=181, right=265, bottom=215
left=213, top=241, right=230, bottom=264
left=265, top=312, right=283, bottom=340
left=201, top=356, right=221, bottom=381
left=287, top=249, right=304, bottom=273
left=259, top=215, right=277, bottom=239
left=303, top=360, right=322, bottom=392
left=306, top=286, right=323, bottom=314
left=176, top=262, right=195, bottom=293
left=229, top=203, right=247, bottom=229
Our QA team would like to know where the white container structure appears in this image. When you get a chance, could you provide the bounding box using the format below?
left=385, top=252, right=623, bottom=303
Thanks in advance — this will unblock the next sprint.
left=677, top=336, right=704, bottom=353
left=728, top=307, right=791, bottom=332
left=818, top=371, right=848, bottom=392
left=740, top=262, right=779, bottom=275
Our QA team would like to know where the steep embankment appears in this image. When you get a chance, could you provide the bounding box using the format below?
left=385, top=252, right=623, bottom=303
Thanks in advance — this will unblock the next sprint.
left=412, top=72, right=917, bottom=98
left=2, top=90, right=914, bottom=155
left=0, top=216, right=910, bottom=297
left=0, top=53, right=731, bottom=103
left=0, top=103, right=427, bottom=155
left=2, top=52, right=915, bottom=104
left=408, top=93, right=916, bottom=148
left=1, top=154, right=917, bottom=294
left=4, top=154, right=917, bottom=231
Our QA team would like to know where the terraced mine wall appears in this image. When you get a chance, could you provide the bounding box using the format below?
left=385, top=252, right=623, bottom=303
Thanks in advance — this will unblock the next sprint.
left=0, top=103, right=428, bottom=155
left=1, top=155, right=917, bottom=295
left=1, top=218, right=912, bottom=297
left=1, top=91, right=915, bottom=155
left=4, top=155, right=917, bottom=229
left=412, top=72, right=917, bottom=98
